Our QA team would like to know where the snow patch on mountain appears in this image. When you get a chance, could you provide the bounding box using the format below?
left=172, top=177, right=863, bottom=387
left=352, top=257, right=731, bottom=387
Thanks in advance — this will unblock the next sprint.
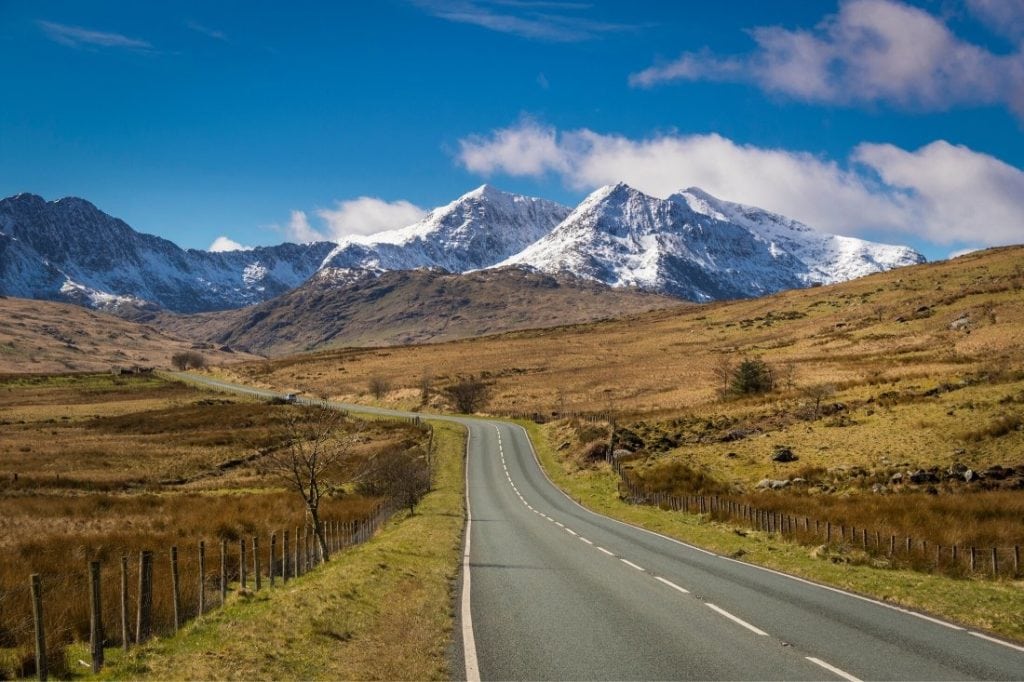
left=320, top=184, right=571, bottom=273
left=498, top=183, right=924, bottom=300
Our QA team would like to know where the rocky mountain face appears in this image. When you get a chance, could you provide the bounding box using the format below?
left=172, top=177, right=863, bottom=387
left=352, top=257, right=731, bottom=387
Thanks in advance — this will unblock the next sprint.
left=0, top=184, right=925, bottom=318
left=320, top=184, right=571, bottom=273
left=153, top=266, right=682, bottom=355
left=0, top=193, right=335, bottom=312
left=498, top=183, right=925, bottom=301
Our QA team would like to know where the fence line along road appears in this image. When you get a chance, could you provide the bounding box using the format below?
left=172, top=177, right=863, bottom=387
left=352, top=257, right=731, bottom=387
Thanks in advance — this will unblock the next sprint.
left=172, top=372, right=1024, bottom=681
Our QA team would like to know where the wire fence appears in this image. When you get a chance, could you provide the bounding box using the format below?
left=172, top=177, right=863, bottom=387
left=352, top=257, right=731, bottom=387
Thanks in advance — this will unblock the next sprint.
left=608, top=452, right=1022, bottom=581
left=2, top=499, right=402, bottom=680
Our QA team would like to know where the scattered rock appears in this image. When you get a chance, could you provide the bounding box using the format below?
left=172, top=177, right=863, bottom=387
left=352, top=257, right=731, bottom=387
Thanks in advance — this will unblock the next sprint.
left=949, top=314, right=971, bottom=331
left=890, top=472, right=904, bottom=483
left=871, top=483, right=887, bottom=494
left=983, top=465, right=1009, bottom=480
left=612, top=448, right=633, bottom=459
left=964, top=469, right=979, bottom=482
left=772, top=446, right=798, bottom=463
left=909, top=469, right=938, bottom=484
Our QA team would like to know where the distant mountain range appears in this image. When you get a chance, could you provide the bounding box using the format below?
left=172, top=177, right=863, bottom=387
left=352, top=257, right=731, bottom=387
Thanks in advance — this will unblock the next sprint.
left=0, top=184, right=925, bottom=314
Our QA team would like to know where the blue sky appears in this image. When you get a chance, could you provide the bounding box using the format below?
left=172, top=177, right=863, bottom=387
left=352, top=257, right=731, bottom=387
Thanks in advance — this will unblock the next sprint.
left=1, top=0, right=1023, bottom=260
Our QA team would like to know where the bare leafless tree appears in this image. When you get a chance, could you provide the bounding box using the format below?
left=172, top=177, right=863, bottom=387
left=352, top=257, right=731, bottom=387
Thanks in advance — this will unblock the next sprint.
left=419, top=372, right=433, bottom=406
left=356, top=445, right=430, bottom=514
left=711, top=355, right=734, bottom=395
left=802, top=383, right=836, bottom=420
left=263, top=408, right=356, bottom=562
left=368, top=376, right=391, bottom=400
left=443, top=376, right=490, bottom=413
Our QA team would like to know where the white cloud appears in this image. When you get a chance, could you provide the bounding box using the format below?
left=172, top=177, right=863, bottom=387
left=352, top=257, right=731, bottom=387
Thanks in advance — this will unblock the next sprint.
left=284, top=210, right=323, bottom=242
left=38, top=21, right=152, bottom=50
left=186, top=21, right=228, bottom=42
left=316, top=197, right=426, bottom=238
left=282, top=199, right=426, bottom=243
left=208, top=236, right=251, bottom=252
left=629, top=0, right=1024, bottom=118
left=456, top=120, right=1024, bottom=246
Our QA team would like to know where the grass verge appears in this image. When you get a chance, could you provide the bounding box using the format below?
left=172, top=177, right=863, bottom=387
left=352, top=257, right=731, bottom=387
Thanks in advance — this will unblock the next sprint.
left=524, top=421, right=1024, bottom=644
left=98, top=420, right=465, bottom=681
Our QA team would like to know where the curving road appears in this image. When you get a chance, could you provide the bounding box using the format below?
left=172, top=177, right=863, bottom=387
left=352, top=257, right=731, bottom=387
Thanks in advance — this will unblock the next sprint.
left=175, top=373, right=1024, bottom=681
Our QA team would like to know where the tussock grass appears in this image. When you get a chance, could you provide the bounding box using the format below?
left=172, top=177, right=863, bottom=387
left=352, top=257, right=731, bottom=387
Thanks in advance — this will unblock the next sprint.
left=0, top=374, right=431, bottom=678
left=101, top=421, right=465, bottom=681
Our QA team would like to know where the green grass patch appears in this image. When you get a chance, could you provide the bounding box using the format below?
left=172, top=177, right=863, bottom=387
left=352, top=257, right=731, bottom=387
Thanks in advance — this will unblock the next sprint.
left=98, top=421, right=465, bottom=681
left=524, top=421, right=1024, bottom=643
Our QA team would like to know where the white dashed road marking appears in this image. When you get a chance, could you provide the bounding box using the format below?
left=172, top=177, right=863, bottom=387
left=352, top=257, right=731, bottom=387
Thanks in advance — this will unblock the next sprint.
left=705, top=604, right=769, bottom=636
left=805, top=657, right=862, bottom=682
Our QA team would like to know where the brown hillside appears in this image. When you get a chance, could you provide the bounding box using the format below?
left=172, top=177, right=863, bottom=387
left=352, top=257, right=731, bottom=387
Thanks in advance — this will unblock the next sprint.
left=151, top=266, right=684, bottom=356
left=227, top=246, right=1024, bottom=420
left=0, top=296, right=255, bottom=373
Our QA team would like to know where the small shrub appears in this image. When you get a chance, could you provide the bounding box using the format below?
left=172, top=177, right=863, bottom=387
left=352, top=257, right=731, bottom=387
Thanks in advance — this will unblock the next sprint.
left=729, top=358, right=774, bottom=396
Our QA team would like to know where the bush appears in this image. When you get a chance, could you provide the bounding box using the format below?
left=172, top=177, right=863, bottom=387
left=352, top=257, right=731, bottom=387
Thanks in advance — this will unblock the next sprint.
left=443, top=376, right=490, bottom=413
left=356, top=446, right=430, bottom=513
left=728, top=358, right=774, bottom=395
left=170, top=350, right=206, bottom=371
left=368, top=376, right=391, bottom=400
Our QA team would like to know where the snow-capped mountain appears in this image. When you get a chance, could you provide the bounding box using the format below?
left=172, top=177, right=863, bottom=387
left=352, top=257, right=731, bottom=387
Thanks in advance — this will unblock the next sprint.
left=0, top=193, right=335, bottom=312
left=497, top=183, right=925, bottom=301
left=0, top=184, right=924, bottom=316
left=320, top=184, right=571, bottom=272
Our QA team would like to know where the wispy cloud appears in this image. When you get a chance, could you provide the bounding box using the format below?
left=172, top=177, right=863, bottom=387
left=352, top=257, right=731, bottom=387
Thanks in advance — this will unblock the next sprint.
left=457, top=120, right=1024, bottom=248
left=38, top=20, right=152, bottom=50
left=283, top=198, right=427, bottom=242
left=411, top=0, right=636, bottom=42
left=629, top=0, right=1024, bottom=119
left=186, top=21, right=228, bottom=42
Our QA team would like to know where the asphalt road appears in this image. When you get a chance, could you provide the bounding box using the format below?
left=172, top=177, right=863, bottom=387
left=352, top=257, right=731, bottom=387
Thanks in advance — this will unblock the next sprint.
left=175, top=373, right=1024, bottom=681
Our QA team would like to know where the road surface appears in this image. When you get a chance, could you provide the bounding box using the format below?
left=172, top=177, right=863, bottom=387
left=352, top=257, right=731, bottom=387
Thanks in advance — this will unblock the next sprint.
left=176, top=373, right=1024, bottom=681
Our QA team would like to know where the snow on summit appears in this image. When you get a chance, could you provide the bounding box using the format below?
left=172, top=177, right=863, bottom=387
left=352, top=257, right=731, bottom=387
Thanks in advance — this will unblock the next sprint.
left=0, top=184, right=924, bottom=312
left=497, top=183, right=924, bottom=301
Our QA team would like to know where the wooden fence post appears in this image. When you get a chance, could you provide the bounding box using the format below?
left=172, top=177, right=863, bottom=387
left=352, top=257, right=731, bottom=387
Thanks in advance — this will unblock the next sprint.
left=240, top=538, right=247, bottom=590
left=120, top=555, right=130, bottom=651
left=1014, top=545, right=1020, bottom=577
left=889, top=535, right=895, bottom=557
left=220, top=540, right=228, bottom=604
left=170, top=546, right=181, bottom=632
left=89, top=560, right=104, bottom=673
left=136, top=550, right=153, bottom=644
left=253, top=536, right=261, bottom=591
left=270, top=533, right=277, bottom=587
left=970, top=546, right=977, bottom=572
left=31, top=573, right=46, bottom=681
left=283, top=530, right=290, bottom=583
left=294, top=526, right=301, bottom=577
left=992, top=548, right=998, bottom=577
left=198, top=540, right=206, bottom=615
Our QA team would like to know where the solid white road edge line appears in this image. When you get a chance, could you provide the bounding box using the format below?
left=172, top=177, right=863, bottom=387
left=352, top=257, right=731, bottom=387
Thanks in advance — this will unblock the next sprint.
left=968, top=631, right=1024, bottom=652
left=510, top=423, right=973, bottom=635
left=705, top=603, right=769, bottom=636
left=655, top=576, right=690, bottom=594
left=805, top=656, right=862, bottom=682
left=461, top=427, right=480, bottom=682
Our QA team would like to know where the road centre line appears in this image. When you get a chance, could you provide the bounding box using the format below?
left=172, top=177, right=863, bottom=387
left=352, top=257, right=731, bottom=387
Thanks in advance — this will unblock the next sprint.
left=597, top=546, right=615, bottom=556
left=620, top=558, right=645, bottom=571
left=805, top=657, right=862, bottom=682
left=654, top=576, right=690, bottom=594
left=705, top=603, right=769, bottom=636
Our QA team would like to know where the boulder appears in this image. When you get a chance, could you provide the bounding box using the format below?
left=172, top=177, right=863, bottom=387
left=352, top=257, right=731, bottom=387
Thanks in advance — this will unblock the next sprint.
left=772, top=446, right=798, bottom=463
left=964, top=469, right=979, bottom=482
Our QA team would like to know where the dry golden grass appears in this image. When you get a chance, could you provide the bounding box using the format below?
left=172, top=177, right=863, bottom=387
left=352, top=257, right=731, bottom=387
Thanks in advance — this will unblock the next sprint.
left=223, top=246, right=1024, bottom=420
left=0, top=297, right=256, bottom=374
left=0, top=373, right=429, bottom=678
